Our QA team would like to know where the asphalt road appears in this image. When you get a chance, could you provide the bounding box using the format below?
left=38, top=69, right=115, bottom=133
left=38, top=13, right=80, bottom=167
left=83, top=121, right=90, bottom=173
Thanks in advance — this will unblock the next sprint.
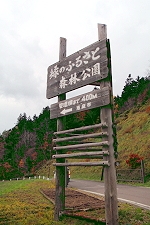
left=68, top=179, right=150, bottom=211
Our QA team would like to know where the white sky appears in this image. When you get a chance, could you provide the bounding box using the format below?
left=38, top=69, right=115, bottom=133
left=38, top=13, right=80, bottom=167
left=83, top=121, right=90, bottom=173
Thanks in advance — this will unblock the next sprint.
left=0, top=0, right=150, bottom=134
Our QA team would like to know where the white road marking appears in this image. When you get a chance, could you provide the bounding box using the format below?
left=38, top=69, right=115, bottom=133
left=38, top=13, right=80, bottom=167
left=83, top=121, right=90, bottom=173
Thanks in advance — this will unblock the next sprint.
left=79, top=189, right=150, bottom=211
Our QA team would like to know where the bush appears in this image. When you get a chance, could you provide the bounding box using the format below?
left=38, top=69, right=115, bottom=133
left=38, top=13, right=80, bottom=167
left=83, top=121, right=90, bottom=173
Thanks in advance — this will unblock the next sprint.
left=126, top=153, right=144, bottom=169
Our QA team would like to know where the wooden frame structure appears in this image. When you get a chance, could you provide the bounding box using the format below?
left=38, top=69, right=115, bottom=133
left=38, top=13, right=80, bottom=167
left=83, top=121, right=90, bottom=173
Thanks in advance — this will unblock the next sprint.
left=46, top=24, right=118, bottom=225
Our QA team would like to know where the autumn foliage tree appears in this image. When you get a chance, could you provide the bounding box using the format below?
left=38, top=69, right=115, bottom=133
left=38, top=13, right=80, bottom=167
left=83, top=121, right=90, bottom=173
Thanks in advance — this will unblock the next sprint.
left=18, top=159, right=24, bottom=168
left=4, top=162, right=11, bottom=172
left=126, top=153, right=144, bottom=169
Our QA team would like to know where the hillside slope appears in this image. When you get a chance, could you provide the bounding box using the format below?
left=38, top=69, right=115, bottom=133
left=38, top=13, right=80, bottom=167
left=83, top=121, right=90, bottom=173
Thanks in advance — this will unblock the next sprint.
left=116, top=100, right=150, bottom=173
left=36, top=100, right=150, bottom=180
left=1, top=75, right=149, bottom=180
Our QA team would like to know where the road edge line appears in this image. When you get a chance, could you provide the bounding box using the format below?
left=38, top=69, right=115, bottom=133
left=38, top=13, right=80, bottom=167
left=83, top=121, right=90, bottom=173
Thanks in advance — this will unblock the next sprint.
left=78, top=189, right=150, bottom=211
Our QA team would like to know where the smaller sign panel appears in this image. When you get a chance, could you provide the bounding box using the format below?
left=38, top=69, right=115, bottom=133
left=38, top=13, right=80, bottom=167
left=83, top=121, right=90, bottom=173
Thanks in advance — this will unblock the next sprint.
left=50, top=87, right=110, bottom=119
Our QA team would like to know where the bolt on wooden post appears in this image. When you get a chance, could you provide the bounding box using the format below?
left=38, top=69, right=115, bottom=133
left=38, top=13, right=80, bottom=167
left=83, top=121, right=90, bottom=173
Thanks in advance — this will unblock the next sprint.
left=98, top=23, right=118, bottom=225
left=54, top=37, right=66, bottom=221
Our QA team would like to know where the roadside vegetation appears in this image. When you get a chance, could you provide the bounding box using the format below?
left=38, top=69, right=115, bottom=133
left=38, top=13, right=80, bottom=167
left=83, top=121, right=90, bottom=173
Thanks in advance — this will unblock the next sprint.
left=0, top=75, right=150, bottom=224
left=0, top=179, right=150, bottom=224
left=36, top=75, right=150, bottom=185
left=36, top=98, right=150, bottom=186
left=0, top=179, right=96, bottom=225
left=0, top=75, right=149, bottom=182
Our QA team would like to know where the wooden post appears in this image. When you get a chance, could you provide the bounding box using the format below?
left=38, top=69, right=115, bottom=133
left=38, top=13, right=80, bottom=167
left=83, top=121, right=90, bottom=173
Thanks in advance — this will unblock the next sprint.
left=54, top=37, right=66, bottom=221
left=98, top=23, right=119, bottom=225
left=141, top=160, right=145, bottom=183
left=65, top=160, right=68, bottom=187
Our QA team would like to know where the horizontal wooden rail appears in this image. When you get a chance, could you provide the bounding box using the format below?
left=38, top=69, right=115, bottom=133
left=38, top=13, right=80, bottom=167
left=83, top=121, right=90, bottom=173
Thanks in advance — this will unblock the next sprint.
left=66, top=141, right=94, bottom=144
left=53, top=141, right=109, bottom=150
left=53, top=132, right=108, bottom=143
left=54, top=123, right=108, bottom=135
left=59, top=156, right=104, bottom=159
left=55, top=148, right=103, bottom=152
left=52, top=150, right=109, bottom=159
left=65, top=133, right=81, bottom=136
left=53, top=161, right=110, bottom=166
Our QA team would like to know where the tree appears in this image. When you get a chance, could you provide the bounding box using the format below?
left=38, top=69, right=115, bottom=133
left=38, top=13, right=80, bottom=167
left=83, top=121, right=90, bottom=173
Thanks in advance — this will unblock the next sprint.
left=2, top=130, right=11, bottom=139
left=114, top=75, right=150, bottom=113
left=126, top=153, right=144, bottom=169
left=26, top=156, right=32, bottom=173
left=18, top=159, right=24, bottom=168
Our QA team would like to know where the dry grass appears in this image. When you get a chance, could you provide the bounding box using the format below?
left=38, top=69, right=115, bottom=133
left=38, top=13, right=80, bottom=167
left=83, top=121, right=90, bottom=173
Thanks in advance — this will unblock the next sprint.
left=0, top=180, right=150, bottom=224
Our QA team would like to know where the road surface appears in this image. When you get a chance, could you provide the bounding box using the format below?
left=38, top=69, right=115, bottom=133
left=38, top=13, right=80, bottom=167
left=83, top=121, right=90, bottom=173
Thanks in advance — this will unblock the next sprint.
left=68, top=179, right=150, bottom=210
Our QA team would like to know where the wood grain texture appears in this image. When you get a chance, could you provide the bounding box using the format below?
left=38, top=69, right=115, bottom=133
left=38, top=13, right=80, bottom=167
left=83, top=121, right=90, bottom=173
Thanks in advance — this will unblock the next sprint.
left=53, top=132, right=108, bottom=143
left=50, top=86, right=110, bottom=119
left=47, top=39, right=108, bottom=99
left=54, top=37, right=66, bottom=221
left=52, top=151, right=109, bottom=159
left=53, top=161, right=110, bottom=166
left=54, top=122, right=107, bottom=135
left=53, top=141, right=109, bottom=151
left=98, top=24, right=119, bottom=225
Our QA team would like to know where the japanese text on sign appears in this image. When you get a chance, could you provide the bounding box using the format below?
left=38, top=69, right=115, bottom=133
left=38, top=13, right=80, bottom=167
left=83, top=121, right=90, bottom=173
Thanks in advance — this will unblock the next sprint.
left=47, top=39, right=108, bottom=99
left=59, top=63, right=100, bottom=89
left=49, top=47, right=100, bottom=80
left=50, top=87, right=110, bottom=119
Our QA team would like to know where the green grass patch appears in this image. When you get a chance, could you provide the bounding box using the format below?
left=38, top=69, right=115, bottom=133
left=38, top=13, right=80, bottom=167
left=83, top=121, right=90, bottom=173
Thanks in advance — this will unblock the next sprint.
left=0, top=180, right=98, bottom=224
left=0, top=179, right=35, bottom=196
left=117, top=180, right=150, bottom=187
left=0, top=179, right=150, bottom=224
left=118, top=203, right=150, bottom=225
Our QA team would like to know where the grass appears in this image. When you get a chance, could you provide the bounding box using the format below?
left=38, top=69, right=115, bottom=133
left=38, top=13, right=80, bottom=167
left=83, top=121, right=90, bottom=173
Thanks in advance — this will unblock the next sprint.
left=117, top=180, right=150, bottom=187
left=0, top=179, right=96, bottom=225
left=116, top=100, right=150, bottom=174
left=0, top=179, right=35, bottom=196
left=118, top=203, right=150, bottom=225
left=0, top=179, right=150, bottom=224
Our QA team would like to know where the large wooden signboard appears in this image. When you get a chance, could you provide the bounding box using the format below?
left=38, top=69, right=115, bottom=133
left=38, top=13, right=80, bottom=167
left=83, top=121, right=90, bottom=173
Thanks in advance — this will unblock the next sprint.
left=50, top=86, right=110, bottom=119
left=47, top=24, right=118, bottom=225
left=46, top=39, right=108, bottom=99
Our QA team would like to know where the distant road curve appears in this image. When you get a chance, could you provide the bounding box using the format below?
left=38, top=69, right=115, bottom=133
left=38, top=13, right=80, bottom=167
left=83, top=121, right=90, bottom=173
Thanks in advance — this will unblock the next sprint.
left=68, top=179, right=150, bottom=211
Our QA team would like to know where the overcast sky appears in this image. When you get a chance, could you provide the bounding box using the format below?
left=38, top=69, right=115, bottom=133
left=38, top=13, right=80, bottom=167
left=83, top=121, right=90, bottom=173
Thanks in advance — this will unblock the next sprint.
left=0, top=0, right=150, bottom=134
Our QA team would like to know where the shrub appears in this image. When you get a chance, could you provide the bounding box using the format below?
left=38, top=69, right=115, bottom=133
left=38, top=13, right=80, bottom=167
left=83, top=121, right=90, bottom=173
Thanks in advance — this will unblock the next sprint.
left=126, top=153, right=144, bottom=169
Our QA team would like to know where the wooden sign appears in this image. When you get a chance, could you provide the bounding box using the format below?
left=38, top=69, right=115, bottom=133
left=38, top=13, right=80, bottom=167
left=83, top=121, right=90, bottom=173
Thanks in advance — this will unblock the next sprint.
left=50, top=86, right=110, bottom=119
left=46, top=39, right=108, bottom=99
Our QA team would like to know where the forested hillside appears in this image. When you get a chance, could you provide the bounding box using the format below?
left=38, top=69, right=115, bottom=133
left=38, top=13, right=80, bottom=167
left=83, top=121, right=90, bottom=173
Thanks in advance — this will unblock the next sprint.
left=0, top=105, right=100, bottom=180
left=0, top=108, right=56, bottom=179
left=0, top=75, right=150, bottom=180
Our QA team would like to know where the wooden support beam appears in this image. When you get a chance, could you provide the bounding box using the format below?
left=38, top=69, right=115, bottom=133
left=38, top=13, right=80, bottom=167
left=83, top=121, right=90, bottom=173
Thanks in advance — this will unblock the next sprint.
left=53, top=141, right=109, bottom=151
left=52, top=150, right=109, bottom=159
left=98, top=23, right=107, bottom=41
left=53, top=132, right=108, bottom=143
left=54, top=123, right=107, bottom=135
left=53, top=161, right=110, bottom=166
left=54, top=37, right=66, bottom=221
left=98, top=24, right=118, bottom=225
